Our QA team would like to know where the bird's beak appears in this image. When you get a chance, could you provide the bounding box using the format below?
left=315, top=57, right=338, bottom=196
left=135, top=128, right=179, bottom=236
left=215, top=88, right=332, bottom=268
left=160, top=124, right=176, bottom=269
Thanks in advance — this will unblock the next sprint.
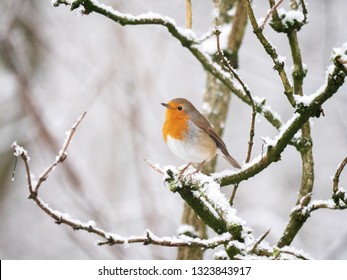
left=161, top=103, right=169, bottom=108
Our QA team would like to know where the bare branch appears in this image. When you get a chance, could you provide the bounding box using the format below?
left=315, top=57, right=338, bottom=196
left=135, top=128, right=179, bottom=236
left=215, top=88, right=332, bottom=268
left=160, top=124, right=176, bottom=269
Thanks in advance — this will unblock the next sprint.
left=243, top=0, right=295, bottom=106
left=218, top=57, right=347, bottom=187
left=185, top=0, right=192, bottom=29
left=11, top=114, right=240, bottom=252
left=260, top=0, right=284, bottom=30
left=143, top=157, right=164, bottom=175
left=251, top=228, right=271, bottom=253
left=214, top=27, right=256, bottom=164
left=333, top=157, right=347, bottom=194
left=34, top=112, right=86, bottom=193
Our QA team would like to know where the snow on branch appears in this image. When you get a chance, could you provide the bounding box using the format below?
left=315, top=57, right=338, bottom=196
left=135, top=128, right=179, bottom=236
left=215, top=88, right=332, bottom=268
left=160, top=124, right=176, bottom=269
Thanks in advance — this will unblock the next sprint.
left=9, top=114, right=232, bottom=254
left=216, top=54, right=347, bottom=187
left=11, top=112, right=239, bottom=251
left=11, top=112, right=311, bottom=259
left=144, top=160, right=310, bottom=259
left=292, top=157, right=347, bottom=218
left=51, top=0, right=284, bottom=134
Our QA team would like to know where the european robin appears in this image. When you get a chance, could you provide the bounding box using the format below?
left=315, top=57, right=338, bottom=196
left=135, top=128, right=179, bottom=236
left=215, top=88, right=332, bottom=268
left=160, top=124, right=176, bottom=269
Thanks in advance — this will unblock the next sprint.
left=161, top=98, right=241, bottom=174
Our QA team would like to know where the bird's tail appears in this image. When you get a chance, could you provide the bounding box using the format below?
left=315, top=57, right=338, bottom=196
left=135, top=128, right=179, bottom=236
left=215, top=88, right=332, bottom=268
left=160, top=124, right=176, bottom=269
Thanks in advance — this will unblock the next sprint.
left=223, top=155, right=242, bottom=169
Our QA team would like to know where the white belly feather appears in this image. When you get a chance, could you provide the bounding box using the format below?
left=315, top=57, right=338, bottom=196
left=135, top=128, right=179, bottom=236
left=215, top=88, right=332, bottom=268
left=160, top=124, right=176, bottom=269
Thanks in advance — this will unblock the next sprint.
left=166, top=134, right=217, bottom=164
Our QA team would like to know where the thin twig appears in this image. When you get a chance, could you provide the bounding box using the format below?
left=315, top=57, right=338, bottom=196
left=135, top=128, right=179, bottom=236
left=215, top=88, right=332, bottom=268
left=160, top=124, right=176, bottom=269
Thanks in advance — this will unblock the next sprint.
left=229, top=184, right=238, bottom=206
left=214, top=27, right=256, bottom=164
left=277, top=249, right=310, bottom=260
left=35, top=112, right=87, bottom=193
left=52, top=0, right=285, bottom=134
left=260, top=0, right=284, bottom=30
left=251, top=228, right=271, bottom=253
left=185, top=0, right=192, bottom=29
left=11, top=117, right=235, bottom=249
left=11, top=156, right=18, bottom=181
left=333, top=157, right=347, bottom=194
left=143, top=157, right=164, bottom=175
left=243, top=0, right=296, bottom=107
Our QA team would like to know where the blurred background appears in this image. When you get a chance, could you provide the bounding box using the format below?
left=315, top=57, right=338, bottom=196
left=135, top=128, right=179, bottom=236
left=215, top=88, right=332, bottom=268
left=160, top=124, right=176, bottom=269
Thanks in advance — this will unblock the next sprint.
left=0, top=0, right=346, bottom=259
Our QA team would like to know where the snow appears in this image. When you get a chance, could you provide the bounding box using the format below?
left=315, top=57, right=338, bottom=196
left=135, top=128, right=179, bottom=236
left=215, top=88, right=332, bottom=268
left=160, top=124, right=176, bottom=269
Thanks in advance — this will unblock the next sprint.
left=12, top=141, right=28, bottom=158
left=190, top=172, right=246, bottom=226
left=177, top=224, right=197, bottom=236
left=227, top=6, right=237, bottom=17
left=277, top=55, right=287, bottom=64
left=214, top=249, right=228, bottom=259
left=280, top=245, right=311, bottom=260
left=200, top=24, right=232, bottom=54
left=277, top=8, right=305, bottom=26
left=294, top=94, right=316, bottom=106
left=332, top=42, right=347, bottom=62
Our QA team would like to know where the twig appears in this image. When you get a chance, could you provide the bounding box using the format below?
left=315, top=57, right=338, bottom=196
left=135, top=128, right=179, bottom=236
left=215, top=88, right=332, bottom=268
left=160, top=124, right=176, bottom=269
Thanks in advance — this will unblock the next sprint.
left=243, top=0, right=296, bottom=107
left=185, top=0, right=192, bottom=29
left=260, top=0, right=284, bottom=30
left=11, top=156, right=18, bottom=181
left=218, top=58, right=346, bottom=187
left=34, top=112, right=87, bottom=193
left=333, top=157, right=347, bottom=194
left=251, top=228, right=271, bottom=253
left=98, top=230, right=233, bottom=248
left=299, top=0, right=308, bottom=24
left=11, top=115, right=236, bottom=249
left=143, top=157, right=164, bottom=175
left=52, top=0, right=285, bottom=136
left=214, top=27, right=256, bottom=164
left=277, top=249, right=310, bottom=260
left=229, top=184, right=238, bottom=206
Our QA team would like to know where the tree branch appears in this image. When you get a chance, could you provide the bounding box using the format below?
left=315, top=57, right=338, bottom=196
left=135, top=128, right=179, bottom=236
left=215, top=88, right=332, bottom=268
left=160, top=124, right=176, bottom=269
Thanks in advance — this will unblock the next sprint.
left=52, top=0, right=284, bottom=135
left=260, top=0, right=284, bottom=30
left=214, top=27, right=256, bottom=164
left=185, top=0, right=192, bottom=29
left=217, top=58, right=346, bottom=187
left=333, top=157, right=347, bottom=194
left=242, top=0, right=295, bottom=106
left=11, top=114, right=236, bottom=251
left=277, top=156, right=347, bottom=247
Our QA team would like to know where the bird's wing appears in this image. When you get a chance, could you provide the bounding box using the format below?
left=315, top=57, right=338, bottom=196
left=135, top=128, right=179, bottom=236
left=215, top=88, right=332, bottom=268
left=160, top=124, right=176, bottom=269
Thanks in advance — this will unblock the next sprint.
left=193, top=113, right=241, bottom=169
left=192, top=113, right=229, bottom=155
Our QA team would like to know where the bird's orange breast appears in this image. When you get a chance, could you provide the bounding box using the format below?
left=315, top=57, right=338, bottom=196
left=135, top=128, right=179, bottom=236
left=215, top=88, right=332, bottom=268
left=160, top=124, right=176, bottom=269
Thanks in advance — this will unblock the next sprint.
left=162, top=109, right=190, bottom=142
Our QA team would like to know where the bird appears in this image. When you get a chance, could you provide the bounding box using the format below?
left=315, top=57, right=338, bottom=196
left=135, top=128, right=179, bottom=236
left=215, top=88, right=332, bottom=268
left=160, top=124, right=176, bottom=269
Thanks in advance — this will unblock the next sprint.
left=161, top=98, right=241, bottom=175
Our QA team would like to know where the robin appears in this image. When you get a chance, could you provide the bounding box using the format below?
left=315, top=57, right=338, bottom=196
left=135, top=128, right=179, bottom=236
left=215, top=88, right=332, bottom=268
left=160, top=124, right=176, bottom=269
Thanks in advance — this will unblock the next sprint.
left=161, top=98, right=241, bottom=174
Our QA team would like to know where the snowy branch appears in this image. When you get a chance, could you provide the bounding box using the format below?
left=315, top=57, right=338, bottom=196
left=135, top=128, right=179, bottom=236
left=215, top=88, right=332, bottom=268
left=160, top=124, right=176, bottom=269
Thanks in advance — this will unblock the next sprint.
left=44, top=0, right=347, bottom=259
left=260, top=0, right=284, bottom=30
left=277, top=156, right=347, bottom=247
left=51, top=0, right=284, bottom=133
left=218, top=55, right=347, bottom=187
left=12, top=113, right=309, bottom=259
left=11, top=113, right=234, bottom=251
left=243, top=0, right=295, bottom=106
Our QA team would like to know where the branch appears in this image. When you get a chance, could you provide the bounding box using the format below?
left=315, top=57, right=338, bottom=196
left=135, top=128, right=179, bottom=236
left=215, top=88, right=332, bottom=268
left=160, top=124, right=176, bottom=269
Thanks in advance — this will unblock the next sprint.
left=214, top=27, right=256, bottom=164
left=12, top=111, right=310, bottom=259
left=52, top=0, right=284, bottom=135
left=217, top=56, right=346, bottom=187
left=11, top=114, right=237, bottom=251
left=277, top=156, right=347, bottom=247
left=260, top=0, right=284, bottom=30
left=185, top=0, right=192, bottom=29
left=333, top=157, right=347, bottom=194
left=243, top=0, right=295, bottom=107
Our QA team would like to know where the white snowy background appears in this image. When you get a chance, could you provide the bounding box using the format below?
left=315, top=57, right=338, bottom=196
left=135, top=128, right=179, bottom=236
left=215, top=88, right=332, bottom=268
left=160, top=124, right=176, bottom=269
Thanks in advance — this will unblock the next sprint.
left=0, top=0, right=346, bottom=259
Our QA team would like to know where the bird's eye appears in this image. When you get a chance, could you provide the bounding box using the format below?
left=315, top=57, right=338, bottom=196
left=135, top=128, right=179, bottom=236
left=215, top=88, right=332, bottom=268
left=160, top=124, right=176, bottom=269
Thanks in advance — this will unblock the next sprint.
left=177, top=106, right=183, bottom=111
